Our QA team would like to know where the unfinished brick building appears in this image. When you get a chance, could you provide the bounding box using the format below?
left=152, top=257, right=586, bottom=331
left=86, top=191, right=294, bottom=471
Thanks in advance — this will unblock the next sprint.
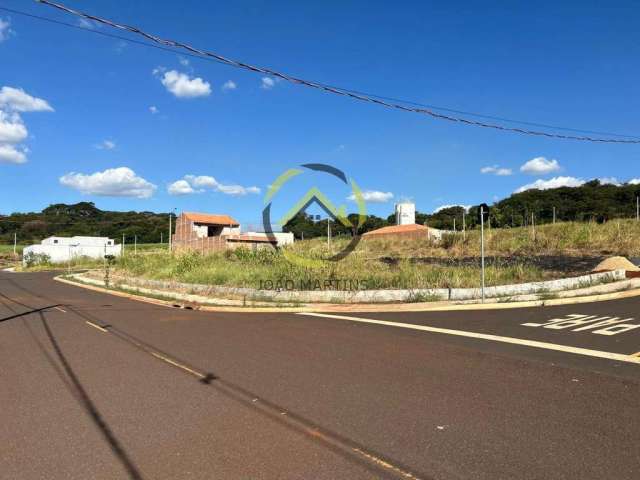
left=172, top=212, right=277, bottom=253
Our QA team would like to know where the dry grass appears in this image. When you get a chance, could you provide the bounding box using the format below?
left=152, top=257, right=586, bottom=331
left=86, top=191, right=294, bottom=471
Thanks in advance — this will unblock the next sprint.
left=22, top=221, right=640, bottom=290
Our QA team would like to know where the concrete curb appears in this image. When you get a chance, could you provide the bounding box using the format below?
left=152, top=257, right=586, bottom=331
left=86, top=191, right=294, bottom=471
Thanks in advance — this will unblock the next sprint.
left=81, top=269, right=625, bottom=304
left=56, top=272, right=640, bottom=313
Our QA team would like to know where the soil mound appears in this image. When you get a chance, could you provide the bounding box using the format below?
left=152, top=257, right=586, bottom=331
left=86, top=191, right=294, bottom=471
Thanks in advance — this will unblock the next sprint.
left=592, top=256, right=640, bottom=273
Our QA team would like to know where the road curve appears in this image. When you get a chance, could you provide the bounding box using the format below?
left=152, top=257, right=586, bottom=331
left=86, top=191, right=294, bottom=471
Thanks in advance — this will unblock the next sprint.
left=1, top=271, right=639, bottom=479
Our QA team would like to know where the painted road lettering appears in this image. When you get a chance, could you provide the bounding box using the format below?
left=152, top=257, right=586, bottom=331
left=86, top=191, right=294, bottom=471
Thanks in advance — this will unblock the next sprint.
left=522, top=314, right=640, bottom=335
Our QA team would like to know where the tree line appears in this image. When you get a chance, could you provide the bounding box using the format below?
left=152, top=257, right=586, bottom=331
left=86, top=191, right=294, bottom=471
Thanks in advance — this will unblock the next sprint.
left=2, top=180, right=639, bottom=244
left=0, top=202, right=170, bottom=245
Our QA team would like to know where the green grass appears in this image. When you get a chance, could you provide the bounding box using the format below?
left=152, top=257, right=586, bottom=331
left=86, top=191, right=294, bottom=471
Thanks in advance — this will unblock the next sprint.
left=21, top=220, right=640, bottom=290
left=0, top=244, right=24, bottom=255
left=110, top=248, right=549, bottom=290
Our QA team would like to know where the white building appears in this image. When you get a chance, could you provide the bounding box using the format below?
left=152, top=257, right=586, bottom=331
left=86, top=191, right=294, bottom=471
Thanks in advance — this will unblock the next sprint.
left=23, top=236, right=122, bottom=265
left=242, top=231, right=295, bottom=247
left=395, top=202, right=416, bottom=225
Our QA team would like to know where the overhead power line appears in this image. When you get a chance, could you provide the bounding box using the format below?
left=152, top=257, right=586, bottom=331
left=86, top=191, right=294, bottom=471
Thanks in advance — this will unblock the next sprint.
left=17, top=0, right=640, bottom=144
left=3, top=6, right=638, bottom=141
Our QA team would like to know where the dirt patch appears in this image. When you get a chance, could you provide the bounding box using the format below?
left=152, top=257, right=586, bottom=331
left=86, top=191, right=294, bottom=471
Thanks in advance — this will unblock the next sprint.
left=378, top=255, right=605, bottom=276
left=593, top=256, right=640, bottom=273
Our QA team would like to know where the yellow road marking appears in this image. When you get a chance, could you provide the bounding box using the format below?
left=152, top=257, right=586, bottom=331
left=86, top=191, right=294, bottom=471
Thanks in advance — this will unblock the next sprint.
left=352, top=448, right=421, bottom=479
left=85, top=321, right=108, bottom=333
left=149, top=352, right=206, bottom=379
left=632, top=351, right=640, bottom=357
left=299, top=313, right=640, bottom=365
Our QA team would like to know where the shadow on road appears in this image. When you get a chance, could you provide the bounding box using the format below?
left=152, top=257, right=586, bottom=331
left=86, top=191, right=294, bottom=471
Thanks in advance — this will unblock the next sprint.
left=0, top=305, right=62, bottom=324
left=69, top=306, right=430, bottom=480
left=5, top=277, right=428, bottom=480
left=38, top=312, right=145, bottom=480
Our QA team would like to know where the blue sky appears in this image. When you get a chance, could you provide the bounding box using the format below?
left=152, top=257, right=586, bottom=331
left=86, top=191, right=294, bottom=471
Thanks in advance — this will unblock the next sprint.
left=1, top=0, right=639, bottom=226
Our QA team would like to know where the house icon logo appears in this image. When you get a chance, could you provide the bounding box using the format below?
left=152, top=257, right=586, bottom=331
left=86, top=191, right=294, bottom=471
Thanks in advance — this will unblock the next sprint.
left=262, top=163, right=367, bottom=267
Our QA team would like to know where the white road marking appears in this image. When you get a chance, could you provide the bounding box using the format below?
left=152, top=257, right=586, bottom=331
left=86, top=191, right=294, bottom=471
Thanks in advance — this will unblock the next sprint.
left=298, top=312, right=640, bottom=365
left=54, top=306, right=67, bottom=313
left=521, top=314, right=640, bottom=336
left=85, top=321, right=108, bottom=333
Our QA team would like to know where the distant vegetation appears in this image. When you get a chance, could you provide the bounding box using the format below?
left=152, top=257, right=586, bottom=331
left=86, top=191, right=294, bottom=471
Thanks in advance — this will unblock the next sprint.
left=0, top=202, right=170, bottom=246
left=285, top=180, right=640, bottom=237
left=2, top=180, right=640, bottom=247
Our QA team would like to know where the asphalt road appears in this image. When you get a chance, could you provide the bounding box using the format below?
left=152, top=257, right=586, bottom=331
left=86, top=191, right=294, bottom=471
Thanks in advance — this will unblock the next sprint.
left=1, top=271, right=639, bottom=480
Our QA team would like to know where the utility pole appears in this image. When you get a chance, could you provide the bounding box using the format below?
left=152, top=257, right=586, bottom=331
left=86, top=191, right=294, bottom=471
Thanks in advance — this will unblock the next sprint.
left=480, top=206, right=486, bottom=303
left=160, top=232, right=163, bottom=244
left=122, top=234, right=125, bottom=256
left=169, top=212, right=173, bottom=252
left=453, top=217, right=456, bottom=232
left=531, top=212, right=535, bottom=240
left=13, top=232, right=17, bottom=257
left=462, top=211, right=466, bottom=240
left=327, top=218, right=331, bottom=250
left=134, top=235, right=137, bottom=256
left=637, top=196, right=639, bottom=221
left=553, top=206, right=556, bottom=224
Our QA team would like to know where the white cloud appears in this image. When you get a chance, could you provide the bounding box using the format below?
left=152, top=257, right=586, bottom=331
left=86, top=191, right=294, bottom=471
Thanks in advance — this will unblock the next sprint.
left=628, top=179, right=640, bottom=185
left=114, top=40, right=127, bottom=54
left=261, top=77, right=276, bottom=90
left=520, top=156, right=561, bottom=175
left=0, top=18, right=14, bottom=43
left=95, top=139, right=116, bottom=150
left=222, top=80, right=237, bottom=92
left=149, top=105, right=159, bottom=114
left=178, top=57, right=190, bottom=67
left=515, top=176, right=585, bottom=193
left=77, top=18, right=100, bottom=30
left=0, top=86, right=54, bottom=112
left=0, top=110, right=27, bottom=144
left=0, top=144, right=26, bottom=164
left=480, top=165, right=513, bottom=176
left=0, top=87, right=53, bottom=165
left=167, top=179, right=195, bottom=196
left=158, top=69, right=211, bottom=98
left=170, top=174, right=261, bottom=196
left=347, top=190, right=394, bottom=203
left=433, top=204, right=471, bottom=213
left=60, top=167, right=156, bottom=198
left=598, top=177, right=620, bottom=186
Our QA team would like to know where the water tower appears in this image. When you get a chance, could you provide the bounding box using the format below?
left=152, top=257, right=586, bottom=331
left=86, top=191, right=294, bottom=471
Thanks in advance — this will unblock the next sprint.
left=395, top=202, right=415, bottom=225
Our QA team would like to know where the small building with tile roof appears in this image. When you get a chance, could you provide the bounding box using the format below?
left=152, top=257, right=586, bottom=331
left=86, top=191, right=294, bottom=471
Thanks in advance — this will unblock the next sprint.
left=172, top=211, right=279, bottom=253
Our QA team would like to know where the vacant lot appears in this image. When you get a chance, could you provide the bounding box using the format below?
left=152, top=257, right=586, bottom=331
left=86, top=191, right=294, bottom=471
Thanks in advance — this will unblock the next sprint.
left=107, top=220, right=640, bottom=290
left=20, top=220, right=640, bottom=290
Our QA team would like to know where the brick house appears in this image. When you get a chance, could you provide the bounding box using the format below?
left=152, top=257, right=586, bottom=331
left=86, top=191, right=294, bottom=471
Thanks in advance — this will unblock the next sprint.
left=172, top=212, right=277, bottom=253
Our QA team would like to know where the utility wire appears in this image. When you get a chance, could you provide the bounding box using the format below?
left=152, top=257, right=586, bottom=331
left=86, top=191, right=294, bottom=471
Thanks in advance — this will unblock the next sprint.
left=13, top=0, right=640, bottom=144
left=5, top=5, right=637, bottom=140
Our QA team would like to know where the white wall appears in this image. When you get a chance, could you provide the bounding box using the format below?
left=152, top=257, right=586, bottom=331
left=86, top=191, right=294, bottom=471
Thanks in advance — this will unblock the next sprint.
left=41, top=236, right=114, bottom=246
left=23, top=242, right=122, bottom=265
left=243, top=231, right=295, bottom=247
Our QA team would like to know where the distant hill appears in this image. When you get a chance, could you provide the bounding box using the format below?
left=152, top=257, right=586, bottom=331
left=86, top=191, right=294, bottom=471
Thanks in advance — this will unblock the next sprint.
left=467, top=180, right=640, bottom=229
left=285, top=180, right=640, bottom=237
left=0, top=202, right=170, bottom=245
left=3, top=181, right=639, bottom=244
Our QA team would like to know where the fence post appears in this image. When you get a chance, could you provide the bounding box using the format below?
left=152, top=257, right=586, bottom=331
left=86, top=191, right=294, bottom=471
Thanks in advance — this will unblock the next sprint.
left=480, top=206, right=485, bottom=303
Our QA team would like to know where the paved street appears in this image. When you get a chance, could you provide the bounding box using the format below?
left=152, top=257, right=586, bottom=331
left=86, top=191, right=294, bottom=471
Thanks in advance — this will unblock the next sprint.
left=1, top=271, right=639, bottom=479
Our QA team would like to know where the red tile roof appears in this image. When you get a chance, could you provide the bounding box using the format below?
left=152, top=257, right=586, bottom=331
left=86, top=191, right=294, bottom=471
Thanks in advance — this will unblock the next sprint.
left=362, top=223, right=429, bottom=236
left=182, top=212, right=239, bottom=226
